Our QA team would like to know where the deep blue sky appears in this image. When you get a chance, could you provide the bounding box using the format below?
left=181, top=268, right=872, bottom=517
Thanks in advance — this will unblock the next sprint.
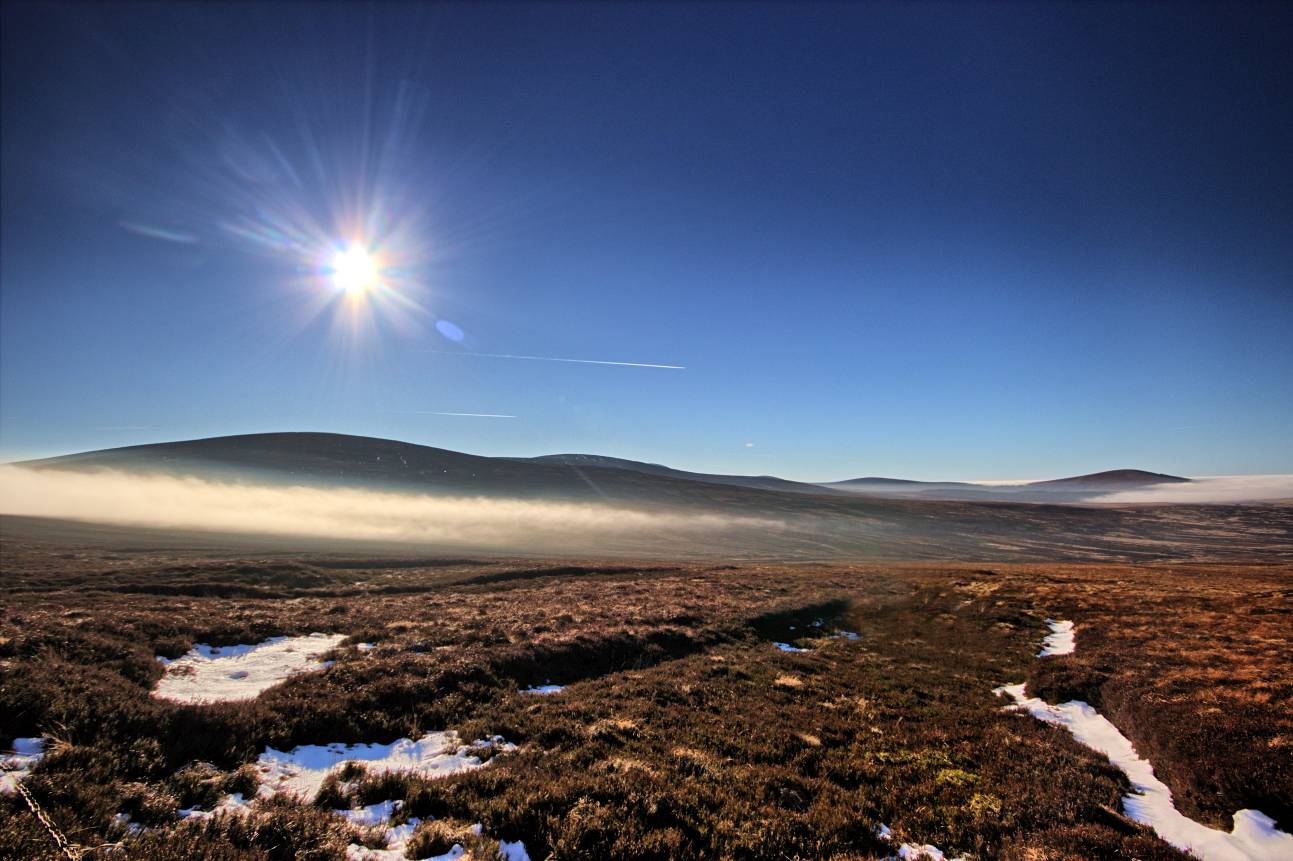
left=3, top=2, right=1291, bottom=480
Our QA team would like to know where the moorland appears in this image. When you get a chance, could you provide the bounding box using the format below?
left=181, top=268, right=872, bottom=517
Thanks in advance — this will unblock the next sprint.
left=2, top=528, right=1289, bottom=860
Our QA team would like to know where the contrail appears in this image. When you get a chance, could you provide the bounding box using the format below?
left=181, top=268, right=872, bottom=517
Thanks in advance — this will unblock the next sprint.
left=424, top=350, right=685, bottom=370
left=118, top=221, right=198, bottom=244
left=383, top=410, right=517, bottom=418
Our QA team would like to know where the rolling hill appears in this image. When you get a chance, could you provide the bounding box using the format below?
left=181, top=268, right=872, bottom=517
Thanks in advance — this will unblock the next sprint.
left=20, top=432, right=839, bottom=508
left=1030, top=469, right=1191, bottom=488
left=22, top=433, right=1189, bottom=506
left=824, top=468, right=1190, bottom=502
left=8, top=432, right=1288, bottom=564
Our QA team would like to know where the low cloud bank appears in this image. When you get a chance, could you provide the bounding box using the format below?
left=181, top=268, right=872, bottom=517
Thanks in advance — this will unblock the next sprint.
left=1091, top=475, right=1293, bottom=504
left=0, top=466, right=783, bottom=550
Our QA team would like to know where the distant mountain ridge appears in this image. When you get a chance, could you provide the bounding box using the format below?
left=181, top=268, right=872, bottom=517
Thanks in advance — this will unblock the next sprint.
left=824, top=477, right=974, bottom=490
left=833, top=476, right=959, bottom=486
left=20, top=432, right=1188, bottom=505
left=1031, top=469, right=1190, bottom=487
left=823, top=468, right=1189, bottom=502
left=523, top=453, right=846, bottom=495
left=20, top=433, right=842, bottom=508
left=15, top=433, right=1282, bottom=564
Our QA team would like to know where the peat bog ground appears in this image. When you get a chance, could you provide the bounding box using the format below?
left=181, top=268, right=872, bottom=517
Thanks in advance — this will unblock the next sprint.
left=2, top=536, right=1290, bottom=860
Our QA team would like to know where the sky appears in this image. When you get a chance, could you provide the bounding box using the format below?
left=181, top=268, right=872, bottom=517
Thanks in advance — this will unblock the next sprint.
left=2, top=1, right=1291, bottom=482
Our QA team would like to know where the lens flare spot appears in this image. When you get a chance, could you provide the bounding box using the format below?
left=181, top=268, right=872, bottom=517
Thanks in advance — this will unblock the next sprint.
left=330, top=245, right=379, bottom=294
left=435, top=319, right=465, bottom=342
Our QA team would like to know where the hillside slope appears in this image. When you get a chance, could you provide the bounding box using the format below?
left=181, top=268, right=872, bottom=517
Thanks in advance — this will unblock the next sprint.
left=11, top=433, right=1291, bottom=563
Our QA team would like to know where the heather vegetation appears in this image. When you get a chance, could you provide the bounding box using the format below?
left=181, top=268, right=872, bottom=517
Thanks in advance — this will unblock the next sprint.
left=2, top=538, right=1288, bottom=859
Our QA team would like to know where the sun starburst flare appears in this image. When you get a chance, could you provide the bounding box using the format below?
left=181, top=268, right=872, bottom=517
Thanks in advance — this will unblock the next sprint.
left=329, top=245, right=381, bottom=295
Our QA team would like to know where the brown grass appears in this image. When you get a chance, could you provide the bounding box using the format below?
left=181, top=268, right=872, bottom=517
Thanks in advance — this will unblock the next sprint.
left=2, top=537, right=1288, bottom=859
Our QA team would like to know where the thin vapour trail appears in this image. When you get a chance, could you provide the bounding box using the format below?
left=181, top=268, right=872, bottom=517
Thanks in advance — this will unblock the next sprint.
left=422, top=350, right=685, bottom=370
left=382, top=411, right=518, bottom=418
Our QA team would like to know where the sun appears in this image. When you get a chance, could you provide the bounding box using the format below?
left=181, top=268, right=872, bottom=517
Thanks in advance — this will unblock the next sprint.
left=330, top=245, right=380, bottom=294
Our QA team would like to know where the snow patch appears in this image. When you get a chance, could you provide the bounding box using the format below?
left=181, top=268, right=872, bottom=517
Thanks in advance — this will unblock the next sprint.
left=498, top=839, right=532, bottom=861
left=154, top=633, right=345, bottom=703
left=996, top=684, right=1293, bottom=860
left=178, top=792, right=254, bottom=820
left=874, top=822, right=966, bottom=860
left=428, top=846, right=465, bottom=861
left=894, top=845, right=966, bottom=860
left=1, top=737, right=46, bottom=795
left=520, top=684, right=564, bottom=695
left=345, top=818, right=425, bottom=861
left=257, top=733, right=515, bottom=802
left=337, top=801, right=422, bottom=860
left=111, top=811, right=144, bottom=834
left=340, top=808, right=518, bottom=861
left=773, top=642, right=808, bottom=653
left=336, top=798, right=529, bottom=861
left=336, top=799, right=404, bottom=827
left=1037, top=619, right=1075, bottom=656
left=997, top=619, right=1293, bottom=860
left=357, top=642, right=376, bottom=653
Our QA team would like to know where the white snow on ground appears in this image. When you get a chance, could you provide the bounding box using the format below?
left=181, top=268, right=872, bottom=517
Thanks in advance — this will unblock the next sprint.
left=338, top=802, right=458, bottom=860
left=256, top=733, right=515, bottom=802
left=427, top=846, right=465, bottom=861
left=165, top=756, right=525, bottom=860
left=112, top=812, right=145, bottom=835
left=894, top=844, right=966, bottom=860
left=996, top=619, right=1293, bottom=861
left=520, top=684, right=564, bottom=695
left=997, top=684, right=1293, bottom=861
left=339, top=803, right=531, bottom=861
left=498, top=840, right=533, bottom=861
left=357, top=642, right=376, bottom=652
left=337, top=800, right=405, bottom=827
left=341, top=811, right=526, bottom=861
left=154, top=633, right=345, bottom=703
left=774, top=642, right=808, bottom=652
left=0, top=737, right=46, bottom=795
left=1037, top=619, right=1075, bottom=656
left=874, top=822, right=966, bottom=860
left=835, top=631, right=860, bottom=641
left=344, top=817, right=426, bottom=861
left=178, top=792, right=254, bottom=820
